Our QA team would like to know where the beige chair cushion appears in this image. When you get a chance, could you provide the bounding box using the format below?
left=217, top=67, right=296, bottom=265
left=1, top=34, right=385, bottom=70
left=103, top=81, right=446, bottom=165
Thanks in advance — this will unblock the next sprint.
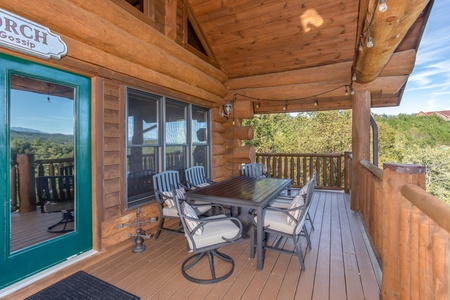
left=162, top=206, right=179, bottom=217
left=190, top=182, right=210, bottom=190
left=182, top=202, right=203, bottom=235
left=254, top=210, right=299, bottom=235
left=287, top=193, right=305, bottom=225
left=188, top=215, right=241, bottom=250
left=162, top=187, right=185, bottom=208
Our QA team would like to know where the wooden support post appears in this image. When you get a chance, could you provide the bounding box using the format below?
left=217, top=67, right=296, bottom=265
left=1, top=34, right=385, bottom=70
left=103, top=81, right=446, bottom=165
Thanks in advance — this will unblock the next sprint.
left=381, top=163, right=426, bottom=300
left=16, top=154, right=36, bottom=213
left=351, top=90, right=371, bottom=211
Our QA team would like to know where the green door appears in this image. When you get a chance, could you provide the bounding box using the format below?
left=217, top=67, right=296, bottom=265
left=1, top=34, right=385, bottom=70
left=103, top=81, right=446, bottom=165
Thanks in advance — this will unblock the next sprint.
left=0, top=54, right=92, bottom=288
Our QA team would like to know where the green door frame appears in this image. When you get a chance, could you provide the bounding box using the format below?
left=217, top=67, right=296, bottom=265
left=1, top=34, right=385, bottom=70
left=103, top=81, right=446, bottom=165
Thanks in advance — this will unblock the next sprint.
left=0, top=54, right=92, bottom=289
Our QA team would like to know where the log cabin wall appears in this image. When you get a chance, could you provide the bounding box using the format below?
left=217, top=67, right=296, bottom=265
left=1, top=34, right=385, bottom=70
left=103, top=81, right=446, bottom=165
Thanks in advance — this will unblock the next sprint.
left=0, top=0, right=259, bottom=250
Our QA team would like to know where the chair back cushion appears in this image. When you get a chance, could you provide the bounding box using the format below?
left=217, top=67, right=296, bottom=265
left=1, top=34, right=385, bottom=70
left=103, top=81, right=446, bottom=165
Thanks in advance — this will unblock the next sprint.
left=162, top=187, right=185, bottom=208
left=287, top=193, right=305, bottom=225
left=182, top=202, right=203, bottom=235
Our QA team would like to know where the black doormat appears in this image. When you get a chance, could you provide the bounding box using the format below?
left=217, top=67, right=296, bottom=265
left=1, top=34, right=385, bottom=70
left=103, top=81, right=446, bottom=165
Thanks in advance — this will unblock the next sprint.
left=25, top=271, right=140, bottom=300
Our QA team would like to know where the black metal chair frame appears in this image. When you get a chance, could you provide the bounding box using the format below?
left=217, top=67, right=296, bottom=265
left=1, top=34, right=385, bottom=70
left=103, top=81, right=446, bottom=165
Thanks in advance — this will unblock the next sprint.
left=240, top=163, right=268, bottom=178
left=152, top=170, right=223, bottom=239
left=173, top=187, right=243, bottom=284
left=36, top=175, right=75, bottom=233
left=184, top=166, right=213, bottom=189
left=250, top=174, right=316, bottom=271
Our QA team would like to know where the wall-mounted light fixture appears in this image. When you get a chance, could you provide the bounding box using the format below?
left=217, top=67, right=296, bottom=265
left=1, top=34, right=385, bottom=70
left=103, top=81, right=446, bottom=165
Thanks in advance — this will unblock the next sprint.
left=220, top=100, right=233, bottom=118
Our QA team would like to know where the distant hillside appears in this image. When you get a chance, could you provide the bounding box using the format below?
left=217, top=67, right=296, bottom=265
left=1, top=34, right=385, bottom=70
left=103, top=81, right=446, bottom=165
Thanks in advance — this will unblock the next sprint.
left=11, top=127, right=73, bottom=145
left=374, top=113, right=450, bottom=148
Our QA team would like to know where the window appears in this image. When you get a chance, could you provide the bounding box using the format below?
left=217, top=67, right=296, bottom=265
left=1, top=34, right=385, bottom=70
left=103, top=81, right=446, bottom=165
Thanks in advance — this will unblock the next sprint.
left=127, top=89, right=160, bottom=207
left=192, top=105, right=209, bottom=170
left=126, top=88, right=210, bottom=208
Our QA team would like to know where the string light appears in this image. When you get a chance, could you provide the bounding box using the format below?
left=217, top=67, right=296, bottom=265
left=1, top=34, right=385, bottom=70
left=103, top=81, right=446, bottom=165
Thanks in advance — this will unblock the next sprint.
left=358, top=40, right=363, bottom=52
left=351, top=87, right=355, bottom=95
left=283, top=100, right=287, bottom=110
left=256, top=102, right=260, bottom=108
left=345, top=85, right=349, bottom=96
left=378, top=0, right=388, bottom=12
left=352, top=72, right=357, bottom=81
left=314, top=97, right=318, bottom=106
left=367, top=35, right=374, bottom=48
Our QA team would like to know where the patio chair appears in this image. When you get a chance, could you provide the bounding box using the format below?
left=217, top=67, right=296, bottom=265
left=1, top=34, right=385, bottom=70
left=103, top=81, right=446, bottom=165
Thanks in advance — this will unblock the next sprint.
left=153, top=170, right=221, bottom=239
left=184, top=166, right=213, bottom=190
left=250, top=174, right=316, bottom=271
left=36, top=175, right=75, bottom=233
left=270, top=173, right=317, bottom=233
left=240, top=163, right=268, bottom=178
left=173, top=187, right=243, bottom=283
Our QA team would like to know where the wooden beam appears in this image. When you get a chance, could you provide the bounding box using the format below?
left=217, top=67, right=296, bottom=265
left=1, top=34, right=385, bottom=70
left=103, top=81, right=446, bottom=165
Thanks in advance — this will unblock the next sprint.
left=355, top=0, right=430, bottom=83
left=351, top=90, right=371, bottom=211
left=165, top=0, right=178, bottom=41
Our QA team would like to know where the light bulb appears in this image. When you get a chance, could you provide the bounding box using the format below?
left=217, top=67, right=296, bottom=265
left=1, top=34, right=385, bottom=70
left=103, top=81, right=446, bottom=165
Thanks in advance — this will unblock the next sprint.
left=358, top=41, right=363, bottom=52
left=345, top=86, right=349, bottom=96
left=352, top=72, right=357, bottom=81
left=379, top=0, right=387, bottom=12
left=351, top=88, right=355, bottom=95
left=367, top=36, right=374, bottom=48
left=314, top=98, right=318, bottom=106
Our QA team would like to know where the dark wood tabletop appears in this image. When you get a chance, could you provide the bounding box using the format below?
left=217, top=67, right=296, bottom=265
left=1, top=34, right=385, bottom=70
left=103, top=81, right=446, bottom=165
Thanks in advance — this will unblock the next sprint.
left=185, top=176, right=292, bottom=208
left=185, top=176, right=291, bottom=271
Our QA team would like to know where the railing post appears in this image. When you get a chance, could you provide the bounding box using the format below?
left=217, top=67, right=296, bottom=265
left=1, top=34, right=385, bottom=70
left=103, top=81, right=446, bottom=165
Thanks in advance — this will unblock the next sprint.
left=381, top=163, right=426, bottom=300
left=16, top=154, right=37, bottom=213
left=344, top=151, right=351, bottom=193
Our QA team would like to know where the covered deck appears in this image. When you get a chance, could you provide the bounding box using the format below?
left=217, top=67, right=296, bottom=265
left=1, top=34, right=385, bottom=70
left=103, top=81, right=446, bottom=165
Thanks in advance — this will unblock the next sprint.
left=5, top=190, right=380, bottom=299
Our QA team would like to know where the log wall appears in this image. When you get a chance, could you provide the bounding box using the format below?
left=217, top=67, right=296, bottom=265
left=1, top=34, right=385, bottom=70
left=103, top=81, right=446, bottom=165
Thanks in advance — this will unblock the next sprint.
left=0, top=1, right=256, bottom=249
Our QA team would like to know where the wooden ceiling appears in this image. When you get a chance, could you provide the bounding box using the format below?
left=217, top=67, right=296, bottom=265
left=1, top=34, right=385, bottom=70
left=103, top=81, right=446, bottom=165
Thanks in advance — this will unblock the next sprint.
left=187, top=0, right=434, bottom=112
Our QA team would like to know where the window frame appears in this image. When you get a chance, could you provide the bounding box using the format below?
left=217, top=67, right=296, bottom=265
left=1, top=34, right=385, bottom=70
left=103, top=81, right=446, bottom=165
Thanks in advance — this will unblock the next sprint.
left=125, top=87, right=211, bottom=209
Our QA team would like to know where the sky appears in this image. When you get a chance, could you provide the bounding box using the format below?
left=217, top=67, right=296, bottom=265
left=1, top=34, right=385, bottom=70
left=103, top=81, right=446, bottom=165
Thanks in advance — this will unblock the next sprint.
left=372, top=0, right=450, bottom=115
left=11, top=90, right=74, bottom=135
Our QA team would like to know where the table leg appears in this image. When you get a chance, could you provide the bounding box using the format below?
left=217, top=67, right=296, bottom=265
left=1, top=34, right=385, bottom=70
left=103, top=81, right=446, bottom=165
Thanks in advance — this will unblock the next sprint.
left=256, top=206, right=264, bottom=270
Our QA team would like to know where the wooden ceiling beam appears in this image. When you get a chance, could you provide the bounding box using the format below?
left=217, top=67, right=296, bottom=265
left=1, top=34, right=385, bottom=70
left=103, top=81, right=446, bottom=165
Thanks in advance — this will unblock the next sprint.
left=231, top=75, right=407, bottom=103
left=355, top=0, right=430, bottom=83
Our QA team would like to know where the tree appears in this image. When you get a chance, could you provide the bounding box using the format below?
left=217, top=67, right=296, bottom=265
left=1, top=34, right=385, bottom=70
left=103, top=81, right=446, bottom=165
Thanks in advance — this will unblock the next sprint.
left=402, top=146, right=450, bottom=204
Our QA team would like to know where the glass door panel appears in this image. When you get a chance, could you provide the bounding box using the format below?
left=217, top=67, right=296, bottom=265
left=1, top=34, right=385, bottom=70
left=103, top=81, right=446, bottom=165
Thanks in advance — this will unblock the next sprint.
left=9, top=74, right=75, bottom=252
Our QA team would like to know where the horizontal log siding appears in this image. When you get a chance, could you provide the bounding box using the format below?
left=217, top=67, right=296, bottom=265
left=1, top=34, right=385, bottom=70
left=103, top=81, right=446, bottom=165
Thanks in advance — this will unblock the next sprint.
left=256, top=153, right=344, bottom=189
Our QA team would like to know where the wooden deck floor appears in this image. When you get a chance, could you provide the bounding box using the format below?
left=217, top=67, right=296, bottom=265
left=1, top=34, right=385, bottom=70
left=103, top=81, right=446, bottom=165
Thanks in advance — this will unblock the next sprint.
left=5, top=191, right=381, bottom=299
left=10, top=210, right=69, bottom=252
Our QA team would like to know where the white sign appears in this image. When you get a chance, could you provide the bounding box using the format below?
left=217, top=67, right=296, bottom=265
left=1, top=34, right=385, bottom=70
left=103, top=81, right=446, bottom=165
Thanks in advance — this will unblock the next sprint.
left=0, top=9, right=67, bottom=60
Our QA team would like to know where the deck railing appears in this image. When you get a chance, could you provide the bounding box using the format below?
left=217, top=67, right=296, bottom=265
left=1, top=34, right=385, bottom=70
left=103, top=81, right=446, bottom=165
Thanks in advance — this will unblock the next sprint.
left=10, top=154, right=73, bottom=213
left=256, top=152, right=351, bottom=189
left=357, top=160, right=450, bottom=299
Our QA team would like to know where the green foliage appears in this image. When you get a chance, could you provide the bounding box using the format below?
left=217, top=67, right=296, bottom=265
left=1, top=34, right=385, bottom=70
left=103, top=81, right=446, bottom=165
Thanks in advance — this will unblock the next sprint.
left=243, top=110, right=352, bottom=154
left=402, top=146, right=450, bottom=204
left=244, top=111, right=450, bottom=204
left=10, top=137, right=74, bottom=161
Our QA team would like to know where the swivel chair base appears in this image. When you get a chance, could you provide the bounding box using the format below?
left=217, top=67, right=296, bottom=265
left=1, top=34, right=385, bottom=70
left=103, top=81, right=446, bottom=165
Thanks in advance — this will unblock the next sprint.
left=182, top=249, right=234, bottom=284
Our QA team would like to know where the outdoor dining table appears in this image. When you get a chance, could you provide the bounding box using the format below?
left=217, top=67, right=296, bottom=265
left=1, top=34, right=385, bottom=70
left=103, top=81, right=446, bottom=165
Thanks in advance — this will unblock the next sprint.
left=185, top=175, right=292, bottom=270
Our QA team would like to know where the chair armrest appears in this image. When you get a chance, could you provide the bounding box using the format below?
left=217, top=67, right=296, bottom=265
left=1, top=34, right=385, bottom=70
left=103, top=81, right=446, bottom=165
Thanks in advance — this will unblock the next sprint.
left=184, top=214, right=243, bottom=241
